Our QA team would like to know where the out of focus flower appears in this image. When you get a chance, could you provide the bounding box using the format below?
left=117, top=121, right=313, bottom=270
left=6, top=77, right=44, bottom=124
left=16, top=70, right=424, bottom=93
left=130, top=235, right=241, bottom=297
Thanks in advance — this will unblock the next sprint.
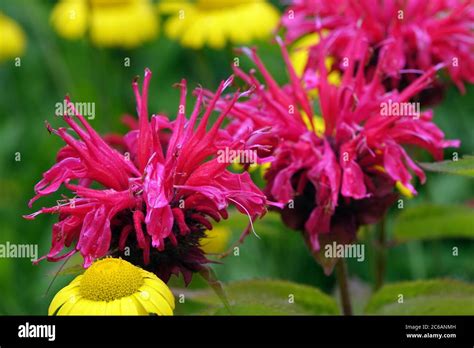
left=160, top=0, right=279, bottom=49
left=200, top=226, right=231, bottom=254
left=0, top=12, right=26, bottom=62
left=49, top=258, right=175, bottom=315
left=26, top=69, right=267, bottom=285
left=281, top=0, right=474, bottom=94
left=212, top=38, right=459, bottom=273
left=50, top=0, right=158, bottom=48
left=289, top=32, right=340, bottom=86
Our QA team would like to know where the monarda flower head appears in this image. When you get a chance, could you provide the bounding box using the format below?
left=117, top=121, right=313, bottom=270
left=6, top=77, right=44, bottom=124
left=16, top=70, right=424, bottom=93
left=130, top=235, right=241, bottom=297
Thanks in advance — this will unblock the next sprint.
left=212, top=38, right=459, bottom=273
left=281, top=0, right=474, bottom=95
left=26, top=69, right=267, bottom=284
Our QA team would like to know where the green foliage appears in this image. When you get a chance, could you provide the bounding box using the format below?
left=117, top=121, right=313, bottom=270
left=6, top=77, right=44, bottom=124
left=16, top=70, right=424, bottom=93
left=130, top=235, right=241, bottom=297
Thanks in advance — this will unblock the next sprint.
left=420, top=156, right=474, bottom=178
left=206, top=211, right=335, bottom=292
left=393, top=204, right=474, bottom=242
left=175, top=279, right=340, bottom=315
left=365, top=279, right=474, bottom=315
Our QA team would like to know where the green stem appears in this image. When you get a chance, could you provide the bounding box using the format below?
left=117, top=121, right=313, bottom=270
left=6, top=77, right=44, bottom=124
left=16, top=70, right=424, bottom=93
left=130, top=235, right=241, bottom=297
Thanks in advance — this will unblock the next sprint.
left=199, top=266, right=232, bottom=314
left=374, top=218, right=387, bottom=291
left=335, top=258, right=352, bottom=316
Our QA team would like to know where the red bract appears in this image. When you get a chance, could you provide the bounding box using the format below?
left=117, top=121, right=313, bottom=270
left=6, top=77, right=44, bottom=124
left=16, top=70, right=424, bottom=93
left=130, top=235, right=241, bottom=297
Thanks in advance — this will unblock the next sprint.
left=25, top=69, right=267, bottom=284
left=212, top=39, right=459, bottom=273
left=281, top=0, right=474, bottom=94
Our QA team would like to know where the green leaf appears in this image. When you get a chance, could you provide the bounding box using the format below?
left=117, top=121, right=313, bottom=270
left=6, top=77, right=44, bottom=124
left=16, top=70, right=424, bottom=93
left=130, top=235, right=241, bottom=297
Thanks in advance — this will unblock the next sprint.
left=393, top=204, right=474, bottom=242
left=365, top=279, right=474, bottom=315
left=419, top=156, right=474, bottom=178
left=175, top=279, right=339, bottom=315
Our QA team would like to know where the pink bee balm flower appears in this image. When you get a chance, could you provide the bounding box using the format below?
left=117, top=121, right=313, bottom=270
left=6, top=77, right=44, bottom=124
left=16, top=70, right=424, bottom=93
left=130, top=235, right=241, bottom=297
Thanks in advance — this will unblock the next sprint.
left=281, top=0, right=474, bottom=94
left=26, top=69, right=267, bottom=284
left=211, top=39, right=459, bottom=273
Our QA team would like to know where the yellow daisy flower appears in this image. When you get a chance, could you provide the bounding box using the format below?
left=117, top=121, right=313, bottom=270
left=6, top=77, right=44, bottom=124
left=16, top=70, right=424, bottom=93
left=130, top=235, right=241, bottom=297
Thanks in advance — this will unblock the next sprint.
left=49, top=258, right=175, bottom=315
left=0, top=12, right=26, bottom=62
left=200, top=226, right=231, bottom=254
left=160, top=0, right=279, bottom=49
left=50, top=0, right=159, bottom=48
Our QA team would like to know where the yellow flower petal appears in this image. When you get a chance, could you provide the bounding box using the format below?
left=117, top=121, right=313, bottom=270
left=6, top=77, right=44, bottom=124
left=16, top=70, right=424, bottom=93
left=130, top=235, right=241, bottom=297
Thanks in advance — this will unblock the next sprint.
left=143, top=275, right=175, bottom=308
left=157, top=0, right=193, bottom=14
left=50, top=0, right=158, bottom=47
left=55, top=293, right=82, bottom=315
left=105, top=299, right=123, bottom=315
left=134, top=286, right=173, bottom=315
left=119, top=296, right=148, bottom=315
left=69, top=298, right=106, bottom=315
left=48, top=278, right=82, bottom=315
left=163, top=0, right=279, bottom=49
left=89, top=1, right=158, bottom=48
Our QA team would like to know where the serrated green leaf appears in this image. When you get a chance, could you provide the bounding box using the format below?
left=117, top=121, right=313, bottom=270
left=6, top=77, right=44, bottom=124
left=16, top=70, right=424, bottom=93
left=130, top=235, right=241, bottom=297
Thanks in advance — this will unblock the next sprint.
left=175, top=279, right=339, bottom=315
left=393, top=204, right=474, bottom=242
left=365, top=279, right=474, bottom=315
left=419, top=156, right=474, bottom=177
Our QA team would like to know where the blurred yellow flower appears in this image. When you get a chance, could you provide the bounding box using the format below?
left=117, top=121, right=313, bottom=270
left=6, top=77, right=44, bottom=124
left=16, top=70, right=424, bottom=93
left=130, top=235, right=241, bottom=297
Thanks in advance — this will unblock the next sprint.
left=231, top=160, right=258, bottom=173
left=0, top=12, right=26, bottom=62
left=290, top=33, right=341, bottom=86
left=160, top=0, right=279, bottom=49
left=260, top=161, right=271, bottom=177
left=301, top=110, right=325, bottom=137
left=49, top=258, right=175, bottom=315
left=200, top=226, right=231, bottom=254
left=51, top=0, right=159, bottom=48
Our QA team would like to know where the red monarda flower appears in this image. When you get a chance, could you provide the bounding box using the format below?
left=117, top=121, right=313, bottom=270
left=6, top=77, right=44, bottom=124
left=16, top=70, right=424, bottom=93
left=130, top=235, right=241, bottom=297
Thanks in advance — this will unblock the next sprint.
left=281, top=0, right=474, bottom=94
left=26, top=69, right=267, bottom=284
left=211, top=39, right=459, bottom=272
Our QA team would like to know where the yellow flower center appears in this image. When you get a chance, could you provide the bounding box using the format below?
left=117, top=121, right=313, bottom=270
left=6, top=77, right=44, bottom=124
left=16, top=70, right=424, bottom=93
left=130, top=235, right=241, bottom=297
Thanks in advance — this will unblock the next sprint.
left=79, top=258, right=144, bottom=301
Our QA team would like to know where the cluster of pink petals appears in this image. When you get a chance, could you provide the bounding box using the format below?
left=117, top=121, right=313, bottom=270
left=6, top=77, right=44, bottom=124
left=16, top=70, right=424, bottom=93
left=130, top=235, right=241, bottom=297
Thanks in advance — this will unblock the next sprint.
left=26, top=69, right=267, bottom=283
left=212, top=38, right=459, bottom=258
left=281, top=0, right=474, bottom=93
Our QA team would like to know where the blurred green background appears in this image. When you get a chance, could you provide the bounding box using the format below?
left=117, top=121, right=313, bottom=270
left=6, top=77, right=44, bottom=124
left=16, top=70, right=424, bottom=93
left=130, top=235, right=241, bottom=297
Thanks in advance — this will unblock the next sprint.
left=0, top=0, right=473, bottom=315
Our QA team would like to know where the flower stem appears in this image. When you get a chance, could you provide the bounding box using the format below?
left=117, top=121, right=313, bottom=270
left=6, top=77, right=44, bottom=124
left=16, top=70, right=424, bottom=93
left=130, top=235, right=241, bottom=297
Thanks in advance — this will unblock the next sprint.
left=335, top=258, right=352, bottom=316
left=374, top=218, right=386, bottom=291
left=199, top=267, right=232, bottom=314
